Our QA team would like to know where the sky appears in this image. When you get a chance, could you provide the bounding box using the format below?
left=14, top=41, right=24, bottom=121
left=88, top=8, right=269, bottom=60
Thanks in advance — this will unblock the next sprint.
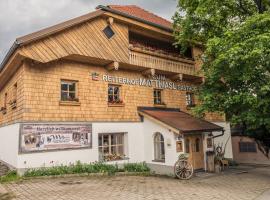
left=0, top=0, right=178, bottom=63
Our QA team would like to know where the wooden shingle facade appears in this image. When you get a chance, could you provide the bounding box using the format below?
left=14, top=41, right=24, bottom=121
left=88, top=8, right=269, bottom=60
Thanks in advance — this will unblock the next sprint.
left=0, top=5, right=232, bottom=173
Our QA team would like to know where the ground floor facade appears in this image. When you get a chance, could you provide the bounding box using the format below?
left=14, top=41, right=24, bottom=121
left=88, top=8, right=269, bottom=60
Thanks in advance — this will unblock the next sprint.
left=0, top=113, right=232, bottom=174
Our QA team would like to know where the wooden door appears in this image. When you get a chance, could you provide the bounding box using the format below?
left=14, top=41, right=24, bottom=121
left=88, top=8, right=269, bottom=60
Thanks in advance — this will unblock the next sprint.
left=185, top=135, right=204, bottom=170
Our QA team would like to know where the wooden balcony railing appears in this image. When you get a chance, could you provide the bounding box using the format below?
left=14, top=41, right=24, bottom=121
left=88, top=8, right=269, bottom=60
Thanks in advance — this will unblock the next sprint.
left=129, top=48, right=197, bottom=76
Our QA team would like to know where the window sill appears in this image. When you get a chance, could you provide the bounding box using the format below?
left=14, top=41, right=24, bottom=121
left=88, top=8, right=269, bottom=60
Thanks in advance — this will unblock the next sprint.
left=186, top=105, right=196, bottom=109
left=59, top=101, right=81, bottom=106
left=108, top=103, right=125, bottom=107
left=103, top=157, right=129, bottom=162
left=152, top=159, right=165, bottom=163
left=154, top=104, right=166, bottom=108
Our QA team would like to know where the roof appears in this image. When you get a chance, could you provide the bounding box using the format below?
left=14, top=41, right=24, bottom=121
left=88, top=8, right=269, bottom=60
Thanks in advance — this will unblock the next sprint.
left=106, top=5, right=172, bottom=29
left=1, top=5, right=173, bottom=72
left=138, top=107, right=223, bottom=133
left=0, top=10, right=105, bottom=72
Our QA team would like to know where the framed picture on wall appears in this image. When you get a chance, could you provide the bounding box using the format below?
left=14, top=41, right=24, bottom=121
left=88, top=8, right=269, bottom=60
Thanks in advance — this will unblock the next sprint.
left=176, top=141, right=183, bottom=152
left=207, top=138, right=213, bottom=148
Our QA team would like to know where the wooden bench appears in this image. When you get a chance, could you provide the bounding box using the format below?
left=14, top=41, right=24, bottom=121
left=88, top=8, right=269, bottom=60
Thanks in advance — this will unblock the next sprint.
left=220, top=159, right=229, bottom=170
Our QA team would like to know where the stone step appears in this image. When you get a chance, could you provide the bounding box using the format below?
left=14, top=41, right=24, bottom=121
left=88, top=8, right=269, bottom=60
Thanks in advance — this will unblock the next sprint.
left=0, top=162, right=10, bottom=176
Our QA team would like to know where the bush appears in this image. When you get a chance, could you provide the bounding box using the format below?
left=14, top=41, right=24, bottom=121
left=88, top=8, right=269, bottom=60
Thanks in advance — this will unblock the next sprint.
left=23, top=162, right=150, bottom=177
left=24, top=161, right=119, bottom=177
left=123, top=162, right=150, bottom=172
left=0, top=171, right=20, bottom=183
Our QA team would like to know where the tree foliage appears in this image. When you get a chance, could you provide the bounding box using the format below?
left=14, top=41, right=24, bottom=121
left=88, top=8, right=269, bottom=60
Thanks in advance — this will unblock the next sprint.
left=173, top=0, right=270, bottom=156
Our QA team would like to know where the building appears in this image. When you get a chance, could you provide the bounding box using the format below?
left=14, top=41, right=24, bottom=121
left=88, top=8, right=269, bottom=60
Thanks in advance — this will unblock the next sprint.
left=231, top=127, right=270, bottom=165
left=0, top=5, right=233, bottom=174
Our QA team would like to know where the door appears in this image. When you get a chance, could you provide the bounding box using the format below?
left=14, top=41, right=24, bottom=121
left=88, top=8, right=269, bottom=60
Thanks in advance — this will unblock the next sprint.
left=185, top=134, right=204, bottom=170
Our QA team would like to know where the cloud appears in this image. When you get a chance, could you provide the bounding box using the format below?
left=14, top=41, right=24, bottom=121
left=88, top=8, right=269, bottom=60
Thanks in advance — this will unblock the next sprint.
left=0, top=0, right=177, bottom=62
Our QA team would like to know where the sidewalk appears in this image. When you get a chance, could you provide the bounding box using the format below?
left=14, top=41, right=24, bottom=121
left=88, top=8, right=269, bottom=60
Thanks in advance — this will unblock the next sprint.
left=256, top=189, right=270, bottom=200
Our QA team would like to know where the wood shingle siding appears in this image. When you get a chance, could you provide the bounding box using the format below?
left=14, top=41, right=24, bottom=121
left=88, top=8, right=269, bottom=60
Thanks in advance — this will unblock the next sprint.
left=19, top=18, right=129, bottom=64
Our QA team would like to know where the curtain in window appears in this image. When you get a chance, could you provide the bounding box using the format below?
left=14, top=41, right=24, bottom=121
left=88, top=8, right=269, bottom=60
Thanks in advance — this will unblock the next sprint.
left=154, top=133, right=165, bottom=161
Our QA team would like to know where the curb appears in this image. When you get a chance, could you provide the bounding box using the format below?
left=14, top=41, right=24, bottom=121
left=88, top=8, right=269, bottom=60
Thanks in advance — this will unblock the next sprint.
left=17, top=171, right=152, bottom=181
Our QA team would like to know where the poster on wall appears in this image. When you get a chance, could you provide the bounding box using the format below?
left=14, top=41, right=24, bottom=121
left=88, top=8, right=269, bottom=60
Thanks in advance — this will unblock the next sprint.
left=19, top=124, right=92, bottom=153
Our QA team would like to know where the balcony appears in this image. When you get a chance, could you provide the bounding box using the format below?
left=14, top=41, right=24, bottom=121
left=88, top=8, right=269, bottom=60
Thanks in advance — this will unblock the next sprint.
left=129, top=47, right=197, bottom=76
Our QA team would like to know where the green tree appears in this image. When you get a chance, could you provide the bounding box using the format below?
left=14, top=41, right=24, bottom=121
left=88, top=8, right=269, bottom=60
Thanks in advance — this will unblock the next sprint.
left=173, top=0, right=270, bottom=157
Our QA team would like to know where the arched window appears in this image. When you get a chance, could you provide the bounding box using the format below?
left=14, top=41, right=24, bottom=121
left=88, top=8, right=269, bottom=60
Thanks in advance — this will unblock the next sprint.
left=195, top=138, right=200, bottom=152
left=154, top=133, right=165, bottom=161
left=185, top=139, right=190, bottom=153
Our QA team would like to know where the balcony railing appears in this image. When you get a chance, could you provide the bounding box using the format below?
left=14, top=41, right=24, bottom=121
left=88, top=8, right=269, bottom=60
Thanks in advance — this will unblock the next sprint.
left=129, top=48, right=196, bottom=76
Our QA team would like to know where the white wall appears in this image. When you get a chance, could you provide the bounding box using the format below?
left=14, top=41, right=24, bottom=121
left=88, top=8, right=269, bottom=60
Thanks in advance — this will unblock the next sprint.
left=17, top=122, right=144, bottom=169
left=0, top=123, right=20, bottom=168
left=143, top=118, right=180, bottom=166
left=213, top=122, right=233, bottom=159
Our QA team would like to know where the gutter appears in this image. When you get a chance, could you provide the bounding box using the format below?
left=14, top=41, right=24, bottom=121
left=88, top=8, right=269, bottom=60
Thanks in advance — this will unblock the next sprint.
left=0, top=40, right=20, bottom=72
left=96, top=5, right=173, bottom=33
left=212, top=129, right=225, bottom=139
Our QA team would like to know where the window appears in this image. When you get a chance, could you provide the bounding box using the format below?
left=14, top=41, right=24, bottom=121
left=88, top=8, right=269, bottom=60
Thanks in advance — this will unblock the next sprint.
left=98, top=133, right=125, bottom=161
left=186, top=92, right=195, bottom=107
left=61, top=80, right=78, bottom=101
left=185, top=139, right=190, bottom=153
left=9, top=83, right=17, bottom=108
left=103, top=25, right=115, bottom=39
left=154, top=89, right=162, bottom=105
left=239, top=142, right=257, bottom=152
left=154, top=132, right=165, bottom=161
left=195, top=138, right=200, bottom=152
left=108, top=85, right=122, bottom=104
left=4, top=93, right=7, bottom=108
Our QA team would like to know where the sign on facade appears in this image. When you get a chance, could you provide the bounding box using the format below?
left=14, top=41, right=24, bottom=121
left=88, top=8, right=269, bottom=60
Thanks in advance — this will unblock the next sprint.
left=91, top=72, right=196, bottom=91
left=19, top=124, right=92, bottom=153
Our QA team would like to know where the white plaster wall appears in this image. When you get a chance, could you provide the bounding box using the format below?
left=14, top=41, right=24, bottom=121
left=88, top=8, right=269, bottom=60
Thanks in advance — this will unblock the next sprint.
left=0, top=123, right=20, bottom=168
left=143, top=118, right=179, bottom=166
left=17, top=122, right=144, bottom=169
left=212, top=122, right=233, bottom=159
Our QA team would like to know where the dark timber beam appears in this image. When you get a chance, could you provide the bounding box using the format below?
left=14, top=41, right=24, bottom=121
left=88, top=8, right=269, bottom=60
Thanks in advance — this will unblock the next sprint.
left=142, top=68, right=155, bottom=76
left=170, top=73, right=183, bottom=82
left=106, top=61, right=119, bottom=71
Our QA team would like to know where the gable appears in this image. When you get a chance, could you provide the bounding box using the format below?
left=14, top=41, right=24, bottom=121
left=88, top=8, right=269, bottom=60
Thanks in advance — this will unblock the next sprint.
left=18, top=17, right=129, bottom=64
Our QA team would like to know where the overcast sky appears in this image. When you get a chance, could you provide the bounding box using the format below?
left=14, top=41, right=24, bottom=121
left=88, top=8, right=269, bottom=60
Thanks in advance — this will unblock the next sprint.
left=0, top=0, right=178, bottom=62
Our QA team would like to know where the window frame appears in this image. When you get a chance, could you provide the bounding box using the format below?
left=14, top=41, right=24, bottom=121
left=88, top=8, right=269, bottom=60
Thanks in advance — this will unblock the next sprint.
left=153, top=89, right=163, bottom=105
left=60, top=80, right=79, bottom=102
left=98, top=133, right=125, bottom=161
left=239, top=141, right=257, bottom=153
left=186, top=92, right=195, bottom=107
left=153, top=132, right=165, bottom=162
left=103, top=25, right=115, bottom=39
left=108, top=84, right=123, bottom=105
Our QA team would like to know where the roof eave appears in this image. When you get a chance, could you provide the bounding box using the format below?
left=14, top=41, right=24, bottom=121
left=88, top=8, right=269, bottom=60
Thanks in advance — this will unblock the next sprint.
left=96, top=5, right=173, bottom=33
left=0, top=40, right=20, bottom=72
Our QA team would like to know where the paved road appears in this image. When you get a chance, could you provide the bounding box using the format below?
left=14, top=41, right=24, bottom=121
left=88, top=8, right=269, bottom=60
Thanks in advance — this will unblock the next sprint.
left=0, top=166, right=270, bottom=200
